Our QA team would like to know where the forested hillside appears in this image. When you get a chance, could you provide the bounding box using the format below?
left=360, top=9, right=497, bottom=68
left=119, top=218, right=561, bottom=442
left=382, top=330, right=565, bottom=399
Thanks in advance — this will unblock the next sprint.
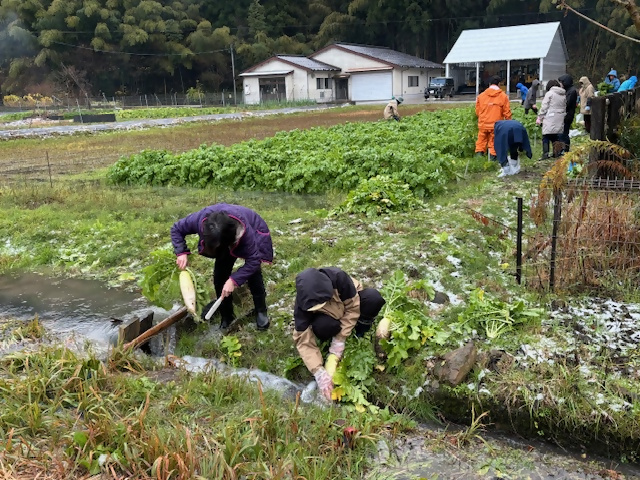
left=0, top=0, right=636, bottom=96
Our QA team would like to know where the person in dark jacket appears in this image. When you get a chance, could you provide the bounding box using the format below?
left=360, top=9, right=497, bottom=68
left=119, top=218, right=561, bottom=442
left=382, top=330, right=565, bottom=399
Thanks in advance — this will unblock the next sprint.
left=170, top=204, right=273, bottom=330
left=493, top=120, right=532, bottom=177
left=293, top=267, right=385, bottom=400
left=523, top=79, right=540, bottom=114
left=558, top=74, right=578, bottom=153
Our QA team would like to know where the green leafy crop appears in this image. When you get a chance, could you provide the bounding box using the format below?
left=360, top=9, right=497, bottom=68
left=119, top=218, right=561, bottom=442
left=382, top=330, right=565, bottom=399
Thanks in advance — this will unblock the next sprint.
left=331, top=175, right=424, bottom=216
left=455, top=288, right=545, bottom=339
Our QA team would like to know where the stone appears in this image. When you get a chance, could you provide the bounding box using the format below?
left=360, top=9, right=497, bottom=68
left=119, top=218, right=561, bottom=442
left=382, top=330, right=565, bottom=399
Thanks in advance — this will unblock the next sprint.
left=433, top=341, right=477, bottom=386
left=431, top=291, right=450, bottom=305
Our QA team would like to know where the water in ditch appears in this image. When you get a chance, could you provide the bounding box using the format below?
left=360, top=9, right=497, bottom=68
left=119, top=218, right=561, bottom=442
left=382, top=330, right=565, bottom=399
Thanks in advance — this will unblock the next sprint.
left=0, top=272, right=639, bottom=479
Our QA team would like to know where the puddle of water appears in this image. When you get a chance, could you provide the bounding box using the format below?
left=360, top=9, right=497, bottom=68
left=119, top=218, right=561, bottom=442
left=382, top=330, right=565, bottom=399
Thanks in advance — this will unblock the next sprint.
left=0, top=272, right=160, bottom=347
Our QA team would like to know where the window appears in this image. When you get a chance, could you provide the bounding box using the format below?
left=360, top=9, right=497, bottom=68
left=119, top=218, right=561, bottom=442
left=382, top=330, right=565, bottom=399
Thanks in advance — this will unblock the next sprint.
left=408, top=76, right=419, bottom=87
left=316, top=77, right=331, bottom=89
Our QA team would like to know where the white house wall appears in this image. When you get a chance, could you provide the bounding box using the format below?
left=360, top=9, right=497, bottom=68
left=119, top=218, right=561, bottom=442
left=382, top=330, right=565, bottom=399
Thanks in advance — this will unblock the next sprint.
left=394, top=68, right=445, bottom=102
left=309, top=72, right=336, bottom=103
left=542, top=29, right=567, bottom=83
left=243, top=77, right=261, bottom=104
left=241, top=58, right=308, bottom=104
left=312, top=48, right=389, bottom=71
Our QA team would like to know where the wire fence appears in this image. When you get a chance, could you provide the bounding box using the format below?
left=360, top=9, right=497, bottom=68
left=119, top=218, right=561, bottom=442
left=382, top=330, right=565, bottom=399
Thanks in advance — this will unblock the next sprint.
left=523, top=179, right=640, bottom=294
left=0, top=151, right=118, bottom=186
left=0, top=92, right=243, bottom=115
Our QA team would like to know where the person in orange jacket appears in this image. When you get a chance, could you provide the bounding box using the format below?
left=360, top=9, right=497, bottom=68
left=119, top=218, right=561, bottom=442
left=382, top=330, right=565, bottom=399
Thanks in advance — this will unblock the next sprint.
left=475, top=75, right=512, bottom=159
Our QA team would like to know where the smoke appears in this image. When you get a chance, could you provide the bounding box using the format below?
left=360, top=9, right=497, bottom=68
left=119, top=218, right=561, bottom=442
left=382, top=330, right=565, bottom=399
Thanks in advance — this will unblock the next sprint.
left=0, top=9, right=37, bottom=61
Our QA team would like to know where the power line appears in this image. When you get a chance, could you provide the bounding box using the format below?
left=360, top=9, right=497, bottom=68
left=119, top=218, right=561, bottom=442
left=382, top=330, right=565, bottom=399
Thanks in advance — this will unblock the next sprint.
left=50, top=41, right=229, bottom=56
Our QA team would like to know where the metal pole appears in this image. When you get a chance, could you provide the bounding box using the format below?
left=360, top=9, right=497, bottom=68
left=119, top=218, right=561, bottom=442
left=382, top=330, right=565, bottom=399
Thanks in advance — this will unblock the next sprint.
left=516, top=197, right=523, bottom=285
left=231, top=44, right=237, bottom=106
left=549, top=191, right=562, bottom=291
left=46, top=151, right=53, bottom=188
left=539, top=58, right=544, bottom=85
left=475, top=62, right=480, bottom=97
left=506, top=60, right=511, bottom=99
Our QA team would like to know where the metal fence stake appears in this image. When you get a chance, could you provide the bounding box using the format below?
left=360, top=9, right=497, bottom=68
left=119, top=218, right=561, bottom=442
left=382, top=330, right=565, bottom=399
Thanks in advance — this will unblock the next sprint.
left=516, top=197, right=523, bottom=285
left=549, top=191, right=562, bottom=292
left=46, top=151, right=52, bottom=187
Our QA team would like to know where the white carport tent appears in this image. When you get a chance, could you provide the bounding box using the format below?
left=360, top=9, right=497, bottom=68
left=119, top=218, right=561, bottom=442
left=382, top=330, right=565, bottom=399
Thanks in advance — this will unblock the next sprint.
left=443, top=22, right=567, bottom=96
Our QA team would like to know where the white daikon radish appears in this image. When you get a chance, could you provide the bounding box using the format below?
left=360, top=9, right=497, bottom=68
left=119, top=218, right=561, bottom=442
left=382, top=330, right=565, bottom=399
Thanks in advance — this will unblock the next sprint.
left=179, top=270, right=197, bottom=315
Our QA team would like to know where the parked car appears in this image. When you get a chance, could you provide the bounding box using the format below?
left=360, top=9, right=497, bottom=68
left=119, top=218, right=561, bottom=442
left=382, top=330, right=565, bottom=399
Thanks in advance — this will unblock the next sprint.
left=424, top=77, right=455, bottom=99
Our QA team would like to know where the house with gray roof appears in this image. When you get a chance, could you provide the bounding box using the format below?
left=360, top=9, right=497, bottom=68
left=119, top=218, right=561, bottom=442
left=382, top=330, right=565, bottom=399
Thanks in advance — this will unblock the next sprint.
left=239, top=46, right=443, bottom=104
left=239, top=55, right=341, bottom=105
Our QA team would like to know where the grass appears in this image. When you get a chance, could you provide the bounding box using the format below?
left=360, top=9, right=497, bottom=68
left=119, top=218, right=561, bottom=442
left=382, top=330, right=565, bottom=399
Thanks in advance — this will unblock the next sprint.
left=0, top=345, right=405, bottom=479
left=3, top=108, right=640, bottom=468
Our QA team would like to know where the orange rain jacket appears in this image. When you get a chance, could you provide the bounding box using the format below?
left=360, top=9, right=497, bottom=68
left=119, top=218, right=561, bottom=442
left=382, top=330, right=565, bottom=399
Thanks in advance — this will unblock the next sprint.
left=476, top=86, right=512, bottom=131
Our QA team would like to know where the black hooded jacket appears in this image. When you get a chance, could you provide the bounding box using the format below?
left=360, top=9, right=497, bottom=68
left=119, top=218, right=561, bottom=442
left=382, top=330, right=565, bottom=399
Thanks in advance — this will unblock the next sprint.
left=559, top=74, right=578, bottom=127
left=294, top=267, right=357, bottom=332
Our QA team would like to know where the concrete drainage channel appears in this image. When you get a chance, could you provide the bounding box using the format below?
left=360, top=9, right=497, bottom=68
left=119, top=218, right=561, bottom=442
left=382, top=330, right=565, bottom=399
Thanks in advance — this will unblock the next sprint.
left=1, top=272, right=639, bottom=479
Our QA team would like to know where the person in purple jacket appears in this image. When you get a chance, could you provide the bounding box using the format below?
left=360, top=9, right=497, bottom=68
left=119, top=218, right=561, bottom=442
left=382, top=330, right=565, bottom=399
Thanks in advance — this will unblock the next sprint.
left=170, top=204, right=273, bottom=330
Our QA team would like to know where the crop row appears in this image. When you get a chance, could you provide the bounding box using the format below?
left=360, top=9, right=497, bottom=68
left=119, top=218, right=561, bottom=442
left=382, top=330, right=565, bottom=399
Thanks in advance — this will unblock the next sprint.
left=107, top=107, right=536, bottom=196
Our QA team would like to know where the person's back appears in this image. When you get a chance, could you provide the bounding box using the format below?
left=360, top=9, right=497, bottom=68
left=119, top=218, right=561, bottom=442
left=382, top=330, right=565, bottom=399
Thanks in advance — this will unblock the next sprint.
left=618, top=75, right=637, bottom=92
left=476, top=83, right=511, bottom=131
left=559, top=74, right=577, bottom=152
left=516, top=83, right=528, bottom=103
left=523, top=79, right=540, bottom=114
left=475, top=76, right=512, bottom=158
left=383, top=97, right=402, bottom=121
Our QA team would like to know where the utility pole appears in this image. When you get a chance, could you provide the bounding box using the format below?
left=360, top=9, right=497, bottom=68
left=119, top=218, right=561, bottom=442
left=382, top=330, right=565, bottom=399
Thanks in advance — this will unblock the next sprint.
left=230, top=44, right=237, bottom=105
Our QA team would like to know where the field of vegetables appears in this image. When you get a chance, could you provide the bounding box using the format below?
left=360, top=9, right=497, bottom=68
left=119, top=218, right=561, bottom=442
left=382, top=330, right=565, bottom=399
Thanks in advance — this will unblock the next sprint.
left=108, top=107, right=536, bottom=196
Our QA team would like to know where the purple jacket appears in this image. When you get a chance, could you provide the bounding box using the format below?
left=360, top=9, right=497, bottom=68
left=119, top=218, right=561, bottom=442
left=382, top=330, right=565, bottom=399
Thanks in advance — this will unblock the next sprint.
left=170, top=204, right=273, bottom=286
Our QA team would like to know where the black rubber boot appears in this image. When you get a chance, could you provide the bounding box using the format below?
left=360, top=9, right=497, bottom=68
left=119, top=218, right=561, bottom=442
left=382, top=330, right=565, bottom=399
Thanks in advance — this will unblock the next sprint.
left=220, top=315, right=234, bottom=330
left=255, top=310, right=270, bottom=331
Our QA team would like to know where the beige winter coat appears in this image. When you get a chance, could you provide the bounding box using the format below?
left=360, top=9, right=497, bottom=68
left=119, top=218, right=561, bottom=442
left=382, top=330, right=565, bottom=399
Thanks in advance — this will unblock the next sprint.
left=538, top=86, right=566, bottom=135
left=578, top=76, right=596, bottom=115
left=292, top=277, right=362, bottom=374
left=383, top=100, right=400, bottom=120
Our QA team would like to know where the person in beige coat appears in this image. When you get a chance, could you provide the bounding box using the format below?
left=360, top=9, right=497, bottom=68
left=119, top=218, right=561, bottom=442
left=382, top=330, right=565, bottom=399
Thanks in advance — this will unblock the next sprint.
left=578, top=76, right=596, bottom=133
left=537, top=80, right=566, bottom=160
left=293, top=267, right=385, bottom=400
left=383, top=96, right=403, bottom=121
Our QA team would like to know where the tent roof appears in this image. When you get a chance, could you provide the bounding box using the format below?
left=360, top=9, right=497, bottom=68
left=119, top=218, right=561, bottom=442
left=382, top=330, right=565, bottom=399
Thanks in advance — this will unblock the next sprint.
left=444, top=22, right=565, bottom=64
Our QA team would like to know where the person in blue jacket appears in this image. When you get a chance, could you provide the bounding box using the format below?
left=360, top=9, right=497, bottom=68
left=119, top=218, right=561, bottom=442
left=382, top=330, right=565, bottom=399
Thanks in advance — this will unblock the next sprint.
left=515, top=83, right=528, bottom=104
left=605, top=70, right=621, bottom=92
left=618, top=75, right=637, bottom=92
left=493, top=120, right=532, bottom=178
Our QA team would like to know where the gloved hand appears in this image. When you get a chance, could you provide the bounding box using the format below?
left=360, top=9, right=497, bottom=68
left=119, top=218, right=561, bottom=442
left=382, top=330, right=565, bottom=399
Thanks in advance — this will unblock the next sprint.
left=329, top=338, right=345, bottom=359
left=314, top=367, right=334, bottom=401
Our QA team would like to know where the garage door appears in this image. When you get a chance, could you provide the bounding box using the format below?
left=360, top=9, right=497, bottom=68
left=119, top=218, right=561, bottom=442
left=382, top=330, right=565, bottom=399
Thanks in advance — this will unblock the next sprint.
left=351, top=71, right=392, bottom=102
